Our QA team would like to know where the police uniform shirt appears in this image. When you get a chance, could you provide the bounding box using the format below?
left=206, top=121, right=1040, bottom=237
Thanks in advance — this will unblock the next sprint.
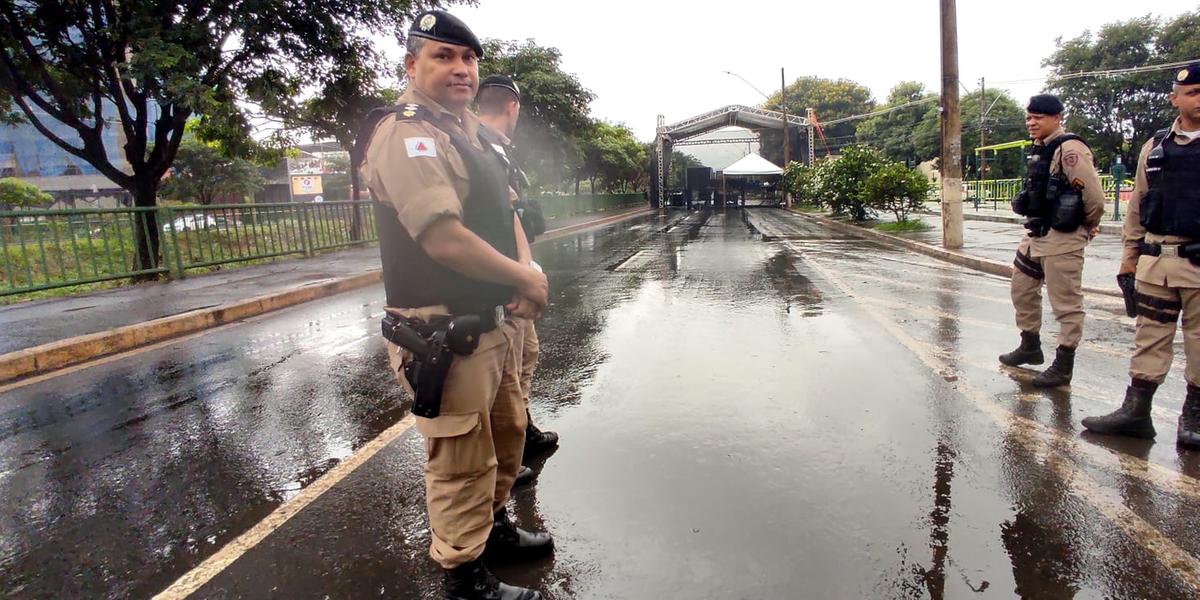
left=1027, top=127, right=1107, bottom=257
left=1122, top=117, right=1200, bottom=288
left=360, top=87, right=485, bottom=243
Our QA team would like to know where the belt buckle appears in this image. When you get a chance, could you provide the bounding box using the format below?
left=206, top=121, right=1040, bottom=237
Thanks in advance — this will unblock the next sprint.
left=1163, top=245, right=1182, bottom=258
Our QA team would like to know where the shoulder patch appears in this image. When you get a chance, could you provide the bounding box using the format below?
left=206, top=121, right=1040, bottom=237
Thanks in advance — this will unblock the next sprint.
left=405, top=137, right=437, bottom=158
left=1063, top=153, right=1079, bottom=168
left=1071, top=177, right=1085, bottom=190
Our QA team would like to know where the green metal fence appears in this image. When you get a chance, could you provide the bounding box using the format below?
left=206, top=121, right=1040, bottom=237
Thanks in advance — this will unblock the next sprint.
left=1, top=201, right=376, bottom=297
left=0, top=194, right=646, bottom=298
left=533, top=193, right=646, bottom=220
left=965, top=176, right=1133, bottom=204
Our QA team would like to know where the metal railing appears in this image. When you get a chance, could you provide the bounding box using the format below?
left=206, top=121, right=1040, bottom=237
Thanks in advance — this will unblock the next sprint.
left=533, top=193, right=646, bottom=220
left=1, top=201, right=376, bottom=297
left=964, top=176, right=1134, bottom=205
left=0, top=194, right=646, bottom=298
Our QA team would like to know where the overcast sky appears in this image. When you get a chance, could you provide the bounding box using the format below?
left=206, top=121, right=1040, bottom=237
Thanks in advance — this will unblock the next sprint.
left=424, top=0, right=1198, bottom=142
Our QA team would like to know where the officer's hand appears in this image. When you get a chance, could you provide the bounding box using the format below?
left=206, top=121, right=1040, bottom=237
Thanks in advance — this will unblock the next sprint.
left=516, top=266, right=549, bottom=309
left=1119, top=259, right=1137, bottom=276
left=1088, top=226, right=1100, bottom=239
left=506, top=294, right=542, bottom=320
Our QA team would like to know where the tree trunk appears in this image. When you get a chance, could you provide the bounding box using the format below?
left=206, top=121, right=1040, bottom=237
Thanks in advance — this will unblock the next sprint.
left=131, top=178, right=161, bottom=281
left=349, top=166, right=363, bottom=241
left=574, top=178, right=580, bottom=196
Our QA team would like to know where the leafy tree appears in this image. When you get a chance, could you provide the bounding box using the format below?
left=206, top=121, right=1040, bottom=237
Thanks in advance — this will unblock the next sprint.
left=480, top=39, right=595, bottom=192
left=819, top=144, right=885, bottom=220
left=0, top=177, right=53, bottom=209
left=0, top=0, right=444, bottom=274
left=855, top=82, right=937, bottom=165
left=1043, top=12, right=1199, bottom=169
left=911, top=88, right=1027, bottom=178
left=577, top=121, right=646, bottom=193
left=863, top=162, right=934, bottom=222
left=760, top=76, right=876, bottom=165
left=668, top=152, right=703, bottom=189
left=159, top=135, right=265, bottom=205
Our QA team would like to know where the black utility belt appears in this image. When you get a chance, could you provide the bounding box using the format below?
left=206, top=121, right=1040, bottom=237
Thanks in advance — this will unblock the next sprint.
left=381, top=306, right=504, bottom=419
left=1138, top=241, right=1200, bottom=259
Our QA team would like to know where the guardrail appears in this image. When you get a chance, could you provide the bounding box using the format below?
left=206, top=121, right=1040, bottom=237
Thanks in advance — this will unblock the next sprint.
left=965, top=176, right=1134, bottom=205
left=532, top=193, right=646, bottom=220
left=1, top=194, right=648, bottom=298
left=1, top=201, right=375, bottom=297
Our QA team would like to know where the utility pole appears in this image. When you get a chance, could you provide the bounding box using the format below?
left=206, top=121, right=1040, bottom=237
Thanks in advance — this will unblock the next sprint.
left=940, top=0, right=963, bottom=249
left=978, top=77, right=986, bottom=180
left=781, top=68, right=790, bottom=168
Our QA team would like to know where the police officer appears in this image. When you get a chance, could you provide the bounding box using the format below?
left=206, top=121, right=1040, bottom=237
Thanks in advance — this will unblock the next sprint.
left=998, top=94, right=1106, bottom=387
left=1082, top=64, right=1200, bottom=447
left=475, top=75, right=560, bottom=476
left=358, top=11, right=549, bottom=599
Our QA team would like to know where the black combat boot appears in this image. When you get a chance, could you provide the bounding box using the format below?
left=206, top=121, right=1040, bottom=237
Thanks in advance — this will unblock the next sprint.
left=999, top=331, right=1044, bottom=367
left=1032, top=345, right=1075, bottom=387
left=443, top=558, right=541, bottom=600
left=1178, top=384, right=1200, bottom=450
left=485, top=507, right=553, bottom=559
left=1081, top=379, right=1157, bottom=439
left=523, top=410, right=559, bottom=460
left=514, top=465, right=535, bottom=486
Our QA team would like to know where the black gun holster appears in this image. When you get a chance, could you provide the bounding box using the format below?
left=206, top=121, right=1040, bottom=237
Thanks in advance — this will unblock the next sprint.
left=1117, top=273, right=1137, bottom=318
left=382, top=313, right=486, bottom=418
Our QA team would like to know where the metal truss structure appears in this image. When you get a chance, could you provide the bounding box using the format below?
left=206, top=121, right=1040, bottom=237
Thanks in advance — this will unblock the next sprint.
left=653, top=106, right=813, bottom=208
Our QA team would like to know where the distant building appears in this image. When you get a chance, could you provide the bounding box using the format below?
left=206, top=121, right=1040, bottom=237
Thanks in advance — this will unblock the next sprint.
left=0, top=101, right=153, bottom=208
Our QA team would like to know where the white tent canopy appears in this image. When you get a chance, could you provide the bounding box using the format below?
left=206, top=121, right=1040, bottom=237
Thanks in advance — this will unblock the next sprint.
left=720, top=153, right=783, bottom=176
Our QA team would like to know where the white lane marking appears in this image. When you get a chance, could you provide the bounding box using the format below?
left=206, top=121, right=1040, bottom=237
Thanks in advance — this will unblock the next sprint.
left=153, top=414, right=417, bottom=599
left=794, top=247, right=1200, bottom=591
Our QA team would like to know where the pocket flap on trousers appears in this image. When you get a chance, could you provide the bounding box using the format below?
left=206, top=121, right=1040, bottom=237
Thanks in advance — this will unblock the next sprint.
left=415, top=411, right=481, bottom=438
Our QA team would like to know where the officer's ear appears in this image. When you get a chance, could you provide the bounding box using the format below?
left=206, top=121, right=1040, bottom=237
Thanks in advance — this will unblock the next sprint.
left=404, top=53, right=418, bottom=80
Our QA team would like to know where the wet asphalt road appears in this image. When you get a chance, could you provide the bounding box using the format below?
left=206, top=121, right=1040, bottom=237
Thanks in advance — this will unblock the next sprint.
left=4, top=209, right=1200, bottom=598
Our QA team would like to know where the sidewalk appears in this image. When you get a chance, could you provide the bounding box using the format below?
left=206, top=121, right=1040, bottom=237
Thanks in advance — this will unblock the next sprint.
left=897, top=213, right=1125, bottom=292
left=923, top=200, right=1127, bottom=234
left=0, top=208, right=649, bottom=358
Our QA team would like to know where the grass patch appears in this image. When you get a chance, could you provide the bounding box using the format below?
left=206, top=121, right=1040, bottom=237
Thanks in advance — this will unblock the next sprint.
left=874, top=219, right=931, bottom=233
left=787, top=204, right=825, bottom=214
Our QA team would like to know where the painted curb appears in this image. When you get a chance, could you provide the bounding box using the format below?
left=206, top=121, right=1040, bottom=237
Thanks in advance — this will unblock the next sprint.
left=791, top=211, right=1122, bottom=299
left=0, top=207, right=655, bottom=383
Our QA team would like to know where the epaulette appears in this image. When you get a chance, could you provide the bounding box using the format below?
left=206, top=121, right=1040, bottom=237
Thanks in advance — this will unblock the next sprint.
left=352, top=103, right=438, bottom=168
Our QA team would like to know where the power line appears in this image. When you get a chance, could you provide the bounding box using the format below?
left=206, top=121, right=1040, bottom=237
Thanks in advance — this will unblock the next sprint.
left=809, top=57, right=1200, bottom=129
left=990, top=57, right=1200, bottom=86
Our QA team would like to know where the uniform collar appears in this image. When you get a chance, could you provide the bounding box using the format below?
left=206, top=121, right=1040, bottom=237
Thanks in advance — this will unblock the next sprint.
left=1170, top=117, right=1200, bottom=145
left=399, top=87, right=481, bottom=146
left=479, top=121, right=512, bottom=146
left=1036, top=127, right=1066, bottom=146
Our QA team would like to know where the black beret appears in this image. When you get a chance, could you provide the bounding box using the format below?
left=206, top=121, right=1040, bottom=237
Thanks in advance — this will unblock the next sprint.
left=1175, top=63, right=1200, bottom=86
left=409, top=10, right=483, bottom=58
left=1027, top=94, right=1064, bottom=116
left=480, top=75, right=521, bottom=101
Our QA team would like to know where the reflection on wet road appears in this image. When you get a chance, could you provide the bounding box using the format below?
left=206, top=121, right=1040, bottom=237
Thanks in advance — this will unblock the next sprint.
left=4, top=209, right=1200, bottom=598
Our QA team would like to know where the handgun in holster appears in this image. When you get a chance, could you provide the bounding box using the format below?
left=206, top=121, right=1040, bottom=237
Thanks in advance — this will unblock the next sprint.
left=1024, top=217, right=1050, bottom=238
left=1116, top=273, right=1137, bottom=318
left=381, top=313, right=485, bottom=418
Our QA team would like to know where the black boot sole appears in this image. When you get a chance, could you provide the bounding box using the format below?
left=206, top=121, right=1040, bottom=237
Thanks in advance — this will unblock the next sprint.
left=1031, top=374, right=1071, bottom=388
left=1178, top=432, right=1200, bottom=449
left=999, top=353, right=1045, bottom=367
left=1082, top=421, right=1157, bottom=439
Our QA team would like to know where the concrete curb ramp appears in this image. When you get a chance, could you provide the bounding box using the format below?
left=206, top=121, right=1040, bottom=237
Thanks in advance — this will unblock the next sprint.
left=791, top=211, right=1122, bottom=299
left=0, top=207, right=653, bottom=384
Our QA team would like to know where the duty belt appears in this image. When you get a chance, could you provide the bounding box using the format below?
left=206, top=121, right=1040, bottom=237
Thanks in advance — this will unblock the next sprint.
left=383, top=305, right=505, bottom=341
left=1139, top=241, right=1196, bottom=259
